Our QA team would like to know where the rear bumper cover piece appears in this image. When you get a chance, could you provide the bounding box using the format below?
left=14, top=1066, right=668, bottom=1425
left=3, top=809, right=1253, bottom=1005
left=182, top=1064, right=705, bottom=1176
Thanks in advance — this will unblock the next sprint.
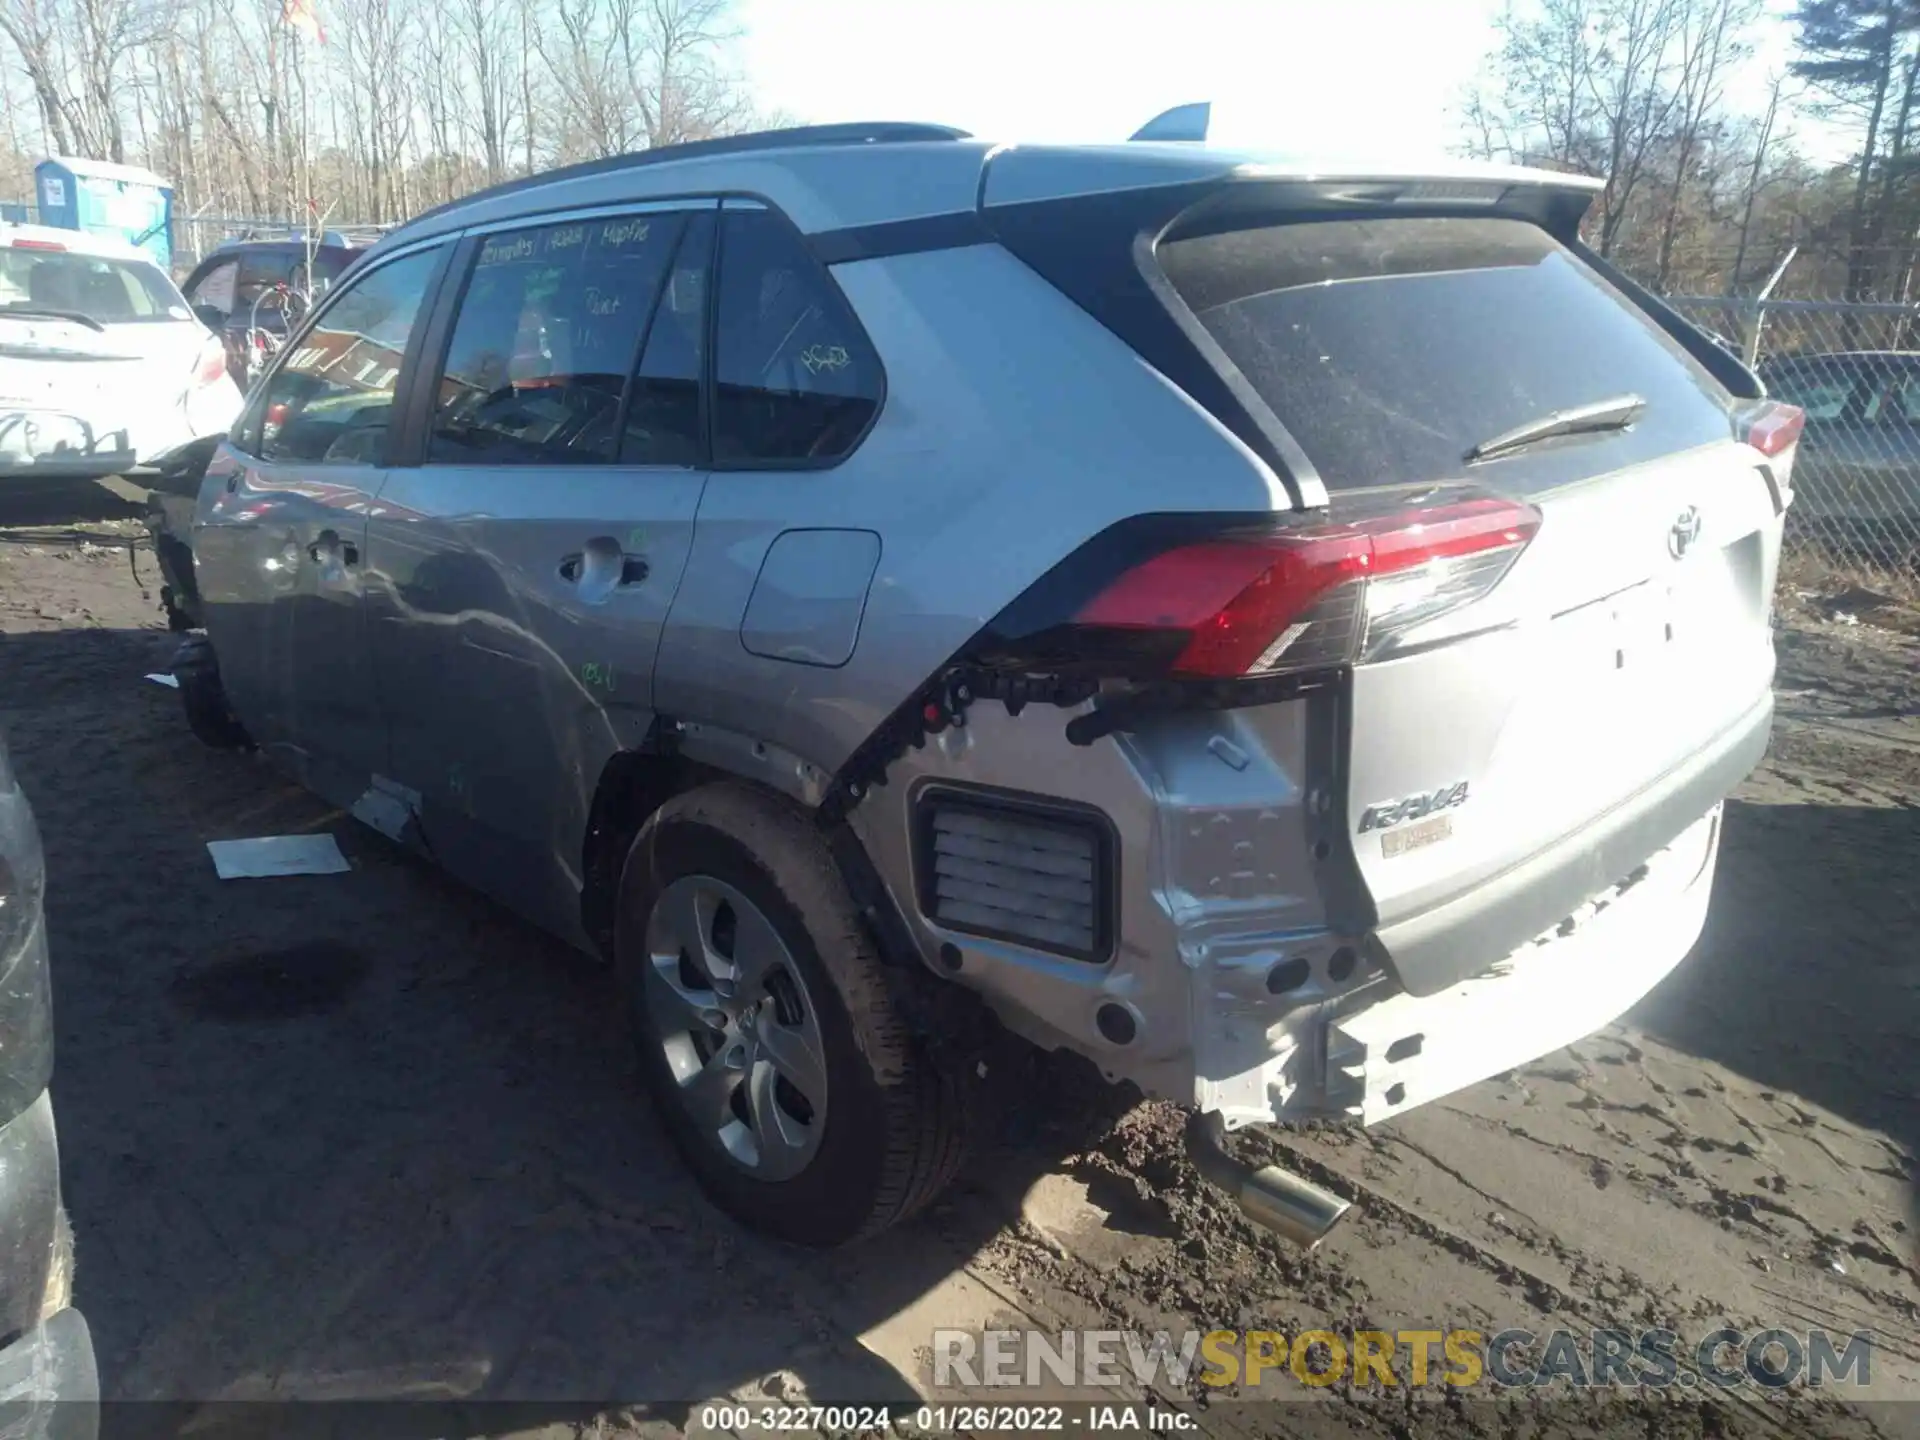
left=1371, top=692, right=1774, bottom=998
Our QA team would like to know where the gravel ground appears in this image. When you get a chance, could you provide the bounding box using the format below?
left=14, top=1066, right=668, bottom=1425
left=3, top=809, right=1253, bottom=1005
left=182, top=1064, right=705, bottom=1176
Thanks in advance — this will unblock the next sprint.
left=0, top=481, right=1915, bottom=1438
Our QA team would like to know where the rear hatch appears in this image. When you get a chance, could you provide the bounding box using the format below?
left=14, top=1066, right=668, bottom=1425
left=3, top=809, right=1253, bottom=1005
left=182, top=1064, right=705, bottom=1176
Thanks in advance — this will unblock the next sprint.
left=2, top=239, right=207, bottom=466
left=1155, top=213, right=1783, bottom=992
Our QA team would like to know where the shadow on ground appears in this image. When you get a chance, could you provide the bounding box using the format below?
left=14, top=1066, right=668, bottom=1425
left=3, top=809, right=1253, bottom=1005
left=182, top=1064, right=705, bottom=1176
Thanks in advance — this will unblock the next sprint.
left=0, top=621, right=1129, bottom=1431
left=1631, top=796, right=1920, bottom=1229
left=0, top=477, right=146, bottom=537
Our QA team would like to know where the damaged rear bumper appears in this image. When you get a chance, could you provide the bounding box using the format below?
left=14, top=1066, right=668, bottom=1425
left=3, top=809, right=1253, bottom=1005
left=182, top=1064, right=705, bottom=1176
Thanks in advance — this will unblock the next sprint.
left=1202, top=803, right=1722, bottom=1130
left=847, top=689, right=1743, bottom=1140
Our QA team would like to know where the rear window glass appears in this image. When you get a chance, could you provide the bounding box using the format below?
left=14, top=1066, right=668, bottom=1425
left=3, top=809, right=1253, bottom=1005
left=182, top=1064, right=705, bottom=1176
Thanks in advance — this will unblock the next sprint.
left=0, top=247, right=186, bottom=324
left=1158, top=216, right=1733, bottom=492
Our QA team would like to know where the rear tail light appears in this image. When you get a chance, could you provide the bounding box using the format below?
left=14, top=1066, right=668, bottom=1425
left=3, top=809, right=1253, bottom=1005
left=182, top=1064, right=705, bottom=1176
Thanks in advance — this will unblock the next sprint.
left=1744, top=400, right=1804, bottom=458
left=7, top=238, right=65, bottom=252
left=1068, top=497, right=1541, bottom=678
left=1740, top=399, right=1803, bottom=505
left=193, top=336, right=229, bottom=388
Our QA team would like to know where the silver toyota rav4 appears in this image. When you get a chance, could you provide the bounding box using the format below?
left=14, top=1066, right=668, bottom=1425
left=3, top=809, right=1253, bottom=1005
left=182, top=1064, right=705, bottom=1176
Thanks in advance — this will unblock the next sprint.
left=179, top=121, right=1800, bottom=1248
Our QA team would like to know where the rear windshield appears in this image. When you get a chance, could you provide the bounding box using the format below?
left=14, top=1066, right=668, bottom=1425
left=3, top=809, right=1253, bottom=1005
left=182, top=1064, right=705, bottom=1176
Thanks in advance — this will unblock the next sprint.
left=1158, top=216, right=1733, bottom=493
left=0, top=245, right=187, bottom=325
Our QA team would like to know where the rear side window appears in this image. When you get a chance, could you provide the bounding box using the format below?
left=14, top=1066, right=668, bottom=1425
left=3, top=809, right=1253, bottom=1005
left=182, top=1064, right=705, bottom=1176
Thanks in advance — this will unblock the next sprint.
left=712, top=208, right=882, bottom=465
left=254, top=246, right=441, bottom=466
left=430, top=213, right=685, bottom=465
left=1158, top=217, right=1734, bottom=492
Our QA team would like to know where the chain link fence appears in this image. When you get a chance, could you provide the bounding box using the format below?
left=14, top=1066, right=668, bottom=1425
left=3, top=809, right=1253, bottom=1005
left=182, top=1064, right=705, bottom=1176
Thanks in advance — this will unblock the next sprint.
left=1666, top=293, right=1920, bottom=592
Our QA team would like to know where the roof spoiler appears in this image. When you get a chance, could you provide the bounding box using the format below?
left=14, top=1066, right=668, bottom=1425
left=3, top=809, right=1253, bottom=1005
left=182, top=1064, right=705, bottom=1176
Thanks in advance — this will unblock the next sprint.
left=1131, top=103, right=1211, bottom=143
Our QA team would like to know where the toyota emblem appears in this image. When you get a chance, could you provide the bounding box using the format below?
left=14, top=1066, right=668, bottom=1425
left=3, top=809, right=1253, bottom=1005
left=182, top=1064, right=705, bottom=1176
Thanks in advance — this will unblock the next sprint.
left=1668, top=506, right=1702, bottom=559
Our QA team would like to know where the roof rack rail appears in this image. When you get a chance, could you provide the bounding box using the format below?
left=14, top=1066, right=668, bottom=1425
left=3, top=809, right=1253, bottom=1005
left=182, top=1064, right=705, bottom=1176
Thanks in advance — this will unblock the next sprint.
left=401, top=121, right=972, bottom=232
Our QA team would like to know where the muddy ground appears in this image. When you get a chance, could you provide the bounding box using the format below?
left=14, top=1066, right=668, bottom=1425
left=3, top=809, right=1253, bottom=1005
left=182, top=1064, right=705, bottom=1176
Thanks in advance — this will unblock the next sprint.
left=0, top=482, right=1915, bottom=1439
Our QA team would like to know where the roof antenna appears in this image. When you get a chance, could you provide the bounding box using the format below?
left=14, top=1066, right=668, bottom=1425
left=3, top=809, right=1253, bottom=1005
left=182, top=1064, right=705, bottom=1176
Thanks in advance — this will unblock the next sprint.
left=1130, top=102, right=1211, bottom=143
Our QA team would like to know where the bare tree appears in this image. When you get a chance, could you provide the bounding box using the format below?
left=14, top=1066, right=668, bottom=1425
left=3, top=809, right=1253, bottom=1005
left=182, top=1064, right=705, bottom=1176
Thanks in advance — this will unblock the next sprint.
left=0, top=0, right=767, bottom=238
left=1655, top=0, right=1762, bottom=285
left=0, top=0, right=77, bottom=152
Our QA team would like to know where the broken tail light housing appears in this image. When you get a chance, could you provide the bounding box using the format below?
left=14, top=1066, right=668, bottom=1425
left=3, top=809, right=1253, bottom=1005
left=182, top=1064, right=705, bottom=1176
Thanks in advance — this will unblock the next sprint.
left=981, top=495, right=1541, bottom=682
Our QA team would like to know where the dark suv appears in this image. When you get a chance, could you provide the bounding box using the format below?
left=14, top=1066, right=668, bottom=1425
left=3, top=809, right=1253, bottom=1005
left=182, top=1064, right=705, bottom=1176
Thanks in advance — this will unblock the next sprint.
left=178, top=238, right=366, bottom=386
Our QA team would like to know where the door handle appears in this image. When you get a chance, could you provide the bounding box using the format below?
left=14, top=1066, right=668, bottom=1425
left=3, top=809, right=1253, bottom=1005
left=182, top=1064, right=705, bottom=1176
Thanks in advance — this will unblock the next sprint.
left=559, top=552, right=648, bottom=586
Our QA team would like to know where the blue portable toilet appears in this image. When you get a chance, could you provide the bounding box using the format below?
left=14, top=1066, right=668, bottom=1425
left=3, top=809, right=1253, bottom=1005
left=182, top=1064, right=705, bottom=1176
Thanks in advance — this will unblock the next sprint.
left=33, top=157, right=174, bottom=269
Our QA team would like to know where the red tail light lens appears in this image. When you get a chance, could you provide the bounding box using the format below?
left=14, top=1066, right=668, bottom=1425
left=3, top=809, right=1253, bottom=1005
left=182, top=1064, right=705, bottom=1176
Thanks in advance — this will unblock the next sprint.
left=194, top=338, right=230, bottom=387
left=8, top=238, right=66, bottom=252
left=1745, top=401, right=1804, bottom=457
left=1072, top=497, right=1541, bottom=678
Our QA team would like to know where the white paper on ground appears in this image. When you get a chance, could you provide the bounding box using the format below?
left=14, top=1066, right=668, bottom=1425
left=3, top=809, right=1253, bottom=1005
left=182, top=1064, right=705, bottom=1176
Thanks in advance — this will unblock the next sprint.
left=207, top=834, right=352, bottom=880
left=145, top=673, right=180, bottom=688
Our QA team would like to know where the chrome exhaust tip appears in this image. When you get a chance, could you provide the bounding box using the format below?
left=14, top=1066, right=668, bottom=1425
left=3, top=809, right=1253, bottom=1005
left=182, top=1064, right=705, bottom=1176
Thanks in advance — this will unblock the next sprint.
left=1184, top=1110, right=1352, bottom=1249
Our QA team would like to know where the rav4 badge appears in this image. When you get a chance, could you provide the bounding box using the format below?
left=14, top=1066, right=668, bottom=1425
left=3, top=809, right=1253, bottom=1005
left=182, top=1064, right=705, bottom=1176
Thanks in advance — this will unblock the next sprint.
left=1358, top=781, right=1470, bottom=834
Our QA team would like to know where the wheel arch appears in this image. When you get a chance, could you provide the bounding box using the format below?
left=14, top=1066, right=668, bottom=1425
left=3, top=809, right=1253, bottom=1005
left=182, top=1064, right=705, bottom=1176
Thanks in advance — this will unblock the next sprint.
left=579, top=722, right=929, bottom=982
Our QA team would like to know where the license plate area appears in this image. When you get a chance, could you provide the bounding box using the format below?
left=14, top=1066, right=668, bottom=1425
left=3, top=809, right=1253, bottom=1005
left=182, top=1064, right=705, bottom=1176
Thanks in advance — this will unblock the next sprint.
left=1609, top=580, right=1675, bottom=672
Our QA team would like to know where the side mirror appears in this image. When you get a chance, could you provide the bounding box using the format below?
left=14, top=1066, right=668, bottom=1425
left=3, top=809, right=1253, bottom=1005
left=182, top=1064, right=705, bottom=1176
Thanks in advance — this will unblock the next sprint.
left=192, top=304, right=227, bottom=332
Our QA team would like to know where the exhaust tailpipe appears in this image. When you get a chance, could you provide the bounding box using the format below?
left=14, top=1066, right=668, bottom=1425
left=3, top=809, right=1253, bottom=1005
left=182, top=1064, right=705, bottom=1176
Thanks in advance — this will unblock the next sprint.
left=1184, top=1110, right=1352, bottom=1249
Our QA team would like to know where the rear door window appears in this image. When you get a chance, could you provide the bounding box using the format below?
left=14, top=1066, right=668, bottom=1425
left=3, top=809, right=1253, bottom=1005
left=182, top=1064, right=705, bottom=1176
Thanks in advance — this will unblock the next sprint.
left=429, top=212, right=685, bottom=465
left=622, top=211, right=712, bottom=467
left=1158, top=216, right=1735, bottom=493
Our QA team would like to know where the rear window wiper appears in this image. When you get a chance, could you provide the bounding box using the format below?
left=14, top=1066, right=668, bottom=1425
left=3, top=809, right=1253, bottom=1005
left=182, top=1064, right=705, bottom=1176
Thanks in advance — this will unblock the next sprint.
left=0, top=304, right=107, bottom=333
left=1465, top=393, right=1646, bottom=464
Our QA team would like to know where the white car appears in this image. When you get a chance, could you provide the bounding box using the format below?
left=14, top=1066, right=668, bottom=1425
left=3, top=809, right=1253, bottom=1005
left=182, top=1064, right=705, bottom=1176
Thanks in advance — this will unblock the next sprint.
left=1, top=222, right=242, bottom=490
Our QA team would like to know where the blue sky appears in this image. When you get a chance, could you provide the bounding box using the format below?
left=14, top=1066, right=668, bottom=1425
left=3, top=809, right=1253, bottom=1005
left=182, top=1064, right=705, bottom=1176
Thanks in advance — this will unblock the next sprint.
left=736, top=0, right=1840, bottom=163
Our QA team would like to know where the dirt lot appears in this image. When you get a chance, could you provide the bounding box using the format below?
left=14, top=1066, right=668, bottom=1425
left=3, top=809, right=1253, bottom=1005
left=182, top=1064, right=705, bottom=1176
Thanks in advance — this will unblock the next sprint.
left=1, top=482, right=1916, bottom=1438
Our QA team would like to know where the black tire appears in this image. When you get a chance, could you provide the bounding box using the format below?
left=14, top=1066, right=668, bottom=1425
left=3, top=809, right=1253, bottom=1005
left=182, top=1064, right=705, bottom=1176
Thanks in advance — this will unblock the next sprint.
left=617, top=783, right=967, bottom=1247
left=172, top=635, right=251, bottom=750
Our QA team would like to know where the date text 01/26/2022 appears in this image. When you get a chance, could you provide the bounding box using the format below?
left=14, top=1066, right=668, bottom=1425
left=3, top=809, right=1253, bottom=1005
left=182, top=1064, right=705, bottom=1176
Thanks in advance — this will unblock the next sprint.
left=695, top=1405, right=1196, bottom=1432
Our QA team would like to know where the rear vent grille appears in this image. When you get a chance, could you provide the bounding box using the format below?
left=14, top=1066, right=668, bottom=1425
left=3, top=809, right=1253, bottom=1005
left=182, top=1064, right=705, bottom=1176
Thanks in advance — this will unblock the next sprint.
left=917, top=792, right=1111, bottom=961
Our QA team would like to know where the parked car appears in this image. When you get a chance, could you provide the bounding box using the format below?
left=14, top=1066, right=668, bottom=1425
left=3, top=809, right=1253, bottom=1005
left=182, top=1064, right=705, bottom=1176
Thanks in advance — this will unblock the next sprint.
left=177, top=236, right=366, bottom=388
left=174, top=122, right=1797, bottom=1249
left=1, top=221, right=242, bottom=493
left=1756, top=349, right=1920, bottom=529
left=0, top=730, right=98, bottom=1431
